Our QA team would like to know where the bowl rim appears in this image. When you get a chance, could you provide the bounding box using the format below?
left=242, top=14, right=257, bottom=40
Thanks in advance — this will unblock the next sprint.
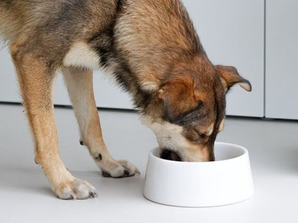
left=149, top=142, right=248, bottom=165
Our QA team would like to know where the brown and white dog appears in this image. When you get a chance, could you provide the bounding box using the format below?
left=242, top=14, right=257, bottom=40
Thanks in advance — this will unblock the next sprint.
left=0, top=0, right=251, bottom=199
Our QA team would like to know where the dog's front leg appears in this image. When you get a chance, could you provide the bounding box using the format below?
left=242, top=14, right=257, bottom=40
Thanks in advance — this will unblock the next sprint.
left=62, top=67, right=140, bottom=178
left=10, top=43, right=97, bottom=199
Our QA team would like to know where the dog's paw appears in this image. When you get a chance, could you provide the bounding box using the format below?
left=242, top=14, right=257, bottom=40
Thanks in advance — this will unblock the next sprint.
left=98, top=159, right=140, bottom=178
left=54, top=179, right=98, bottom=200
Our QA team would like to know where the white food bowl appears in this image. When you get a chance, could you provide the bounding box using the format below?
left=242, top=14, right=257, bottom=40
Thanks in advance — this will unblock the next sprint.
left=143, top=142, right=254, bottom=207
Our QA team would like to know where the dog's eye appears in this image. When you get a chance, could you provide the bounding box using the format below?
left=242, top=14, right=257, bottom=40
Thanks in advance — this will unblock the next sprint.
left=198, top=133, right=206, bottom=139
left=193, top=129, right=206, bottom=139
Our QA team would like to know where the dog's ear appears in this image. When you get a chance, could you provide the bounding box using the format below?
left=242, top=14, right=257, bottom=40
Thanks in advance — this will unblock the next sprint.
left=215, top=65, right=252, bottom=92
left=158, top=75, right=201, bottom=121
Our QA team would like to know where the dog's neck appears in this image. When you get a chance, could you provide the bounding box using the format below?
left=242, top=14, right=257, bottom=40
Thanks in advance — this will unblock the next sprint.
left=88, top=0, right=211, bottom=120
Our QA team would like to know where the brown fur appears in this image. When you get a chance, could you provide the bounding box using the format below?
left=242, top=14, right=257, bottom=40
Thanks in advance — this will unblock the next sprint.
left=0, top=0, right=251, bottom=199
left=158, top=74, right=200, bottom=121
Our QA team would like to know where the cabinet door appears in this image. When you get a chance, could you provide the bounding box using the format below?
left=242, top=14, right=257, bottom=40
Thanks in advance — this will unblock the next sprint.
left=266, top=0, right=298, bottom=119
left=182, top=0, right=265, bottom=117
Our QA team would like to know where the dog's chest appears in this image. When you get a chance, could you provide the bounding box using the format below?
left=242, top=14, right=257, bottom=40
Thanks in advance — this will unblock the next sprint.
left=63, top=41, right=100, bottom=70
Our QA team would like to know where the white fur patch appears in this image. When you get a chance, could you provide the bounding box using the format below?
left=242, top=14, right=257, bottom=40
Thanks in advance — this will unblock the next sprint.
left=140, top=115, right=211, bottom=161
left=63, top=41, right=100, bottom=70
left=140, top=80, right=159, bottom=92
left=218, top=119, right=225, bottom=132
left=140, top=116, right=189, bottom=150
left=206, top=124, right=214, bottom=136
left=239, top=82, right=252, bottom=92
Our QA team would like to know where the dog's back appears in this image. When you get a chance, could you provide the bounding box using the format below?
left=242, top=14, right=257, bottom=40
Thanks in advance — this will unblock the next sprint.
left=0, top=0, right=118, bottom=43
left=0, top=0, right=60, bottom=42
left=0, top=0, right=24, bottom=41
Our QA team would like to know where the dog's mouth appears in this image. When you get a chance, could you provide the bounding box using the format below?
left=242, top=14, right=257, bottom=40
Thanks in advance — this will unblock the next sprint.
left=160, top=149, right=182, bottom=161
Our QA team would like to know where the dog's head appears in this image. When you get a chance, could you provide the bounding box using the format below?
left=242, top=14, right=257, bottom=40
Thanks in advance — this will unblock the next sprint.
left=141, top=63, right=251, bottom=162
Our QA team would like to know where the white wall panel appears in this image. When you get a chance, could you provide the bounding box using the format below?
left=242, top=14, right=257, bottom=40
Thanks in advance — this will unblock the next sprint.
left=182, top=0, right=265, bottom=117
left=266, top=0, right=298, bottom=119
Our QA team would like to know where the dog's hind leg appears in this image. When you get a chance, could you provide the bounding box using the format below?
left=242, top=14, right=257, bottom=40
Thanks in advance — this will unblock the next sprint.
left=62, top=67, right=140, bottom=178
left=10, top=42, right=98, bottom=199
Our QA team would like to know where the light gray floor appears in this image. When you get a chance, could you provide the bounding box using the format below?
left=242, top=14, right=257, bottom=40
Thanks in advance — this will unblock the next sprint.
left=0, top=104, right=298, bottom=223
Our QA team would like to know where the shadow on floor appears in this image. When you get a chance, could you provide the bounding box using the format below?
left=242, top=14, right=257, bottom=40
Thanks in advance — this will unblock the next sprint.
left=0, top=166, right=144, bottom=200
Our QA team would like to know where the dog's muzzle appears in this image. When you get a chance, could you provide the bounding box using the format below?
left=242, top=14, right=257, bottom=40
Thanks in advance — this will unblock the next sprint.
left=160, top=149, right=182, bottom=161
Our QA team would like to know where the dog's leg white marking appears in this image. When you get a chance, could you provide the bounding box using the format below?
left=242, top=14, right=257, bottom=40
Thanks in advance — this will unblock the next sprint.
left=63, top=41, right=100, bottom=70
left=62, top=67, right=140, bottom=177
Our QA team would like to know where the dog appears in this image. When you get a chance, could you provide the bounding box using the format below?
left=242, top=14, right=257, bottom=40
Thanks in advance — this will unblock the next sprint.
left=0, top=0, right=251, bottom=199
